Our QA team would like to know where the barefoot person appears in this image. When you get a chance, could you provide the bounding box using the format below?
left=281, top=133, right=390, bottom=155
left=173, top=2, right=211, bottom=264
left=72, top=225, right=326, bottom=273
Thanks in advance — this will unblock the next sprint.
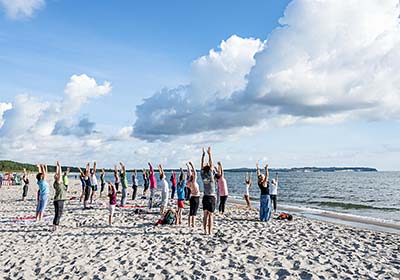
left=257, top=163, right=272, bottom=222
left=244, top=172, right=252, bottom=208
left=176, top=168, right=186, bottom=225
left=107, top=182, right=117, bottom=226
left=62, top=167, right=70, bottom=191
left=119, top=162, right=129, bottom=206
left=100, top=168, right=106, bottom=197
left=148, top=162, right=157, bottom=209
left=79, top=173, right=86, bottom=203
left=158, top=164, right=169, bottom=214
left=186, top=161, right=200, bottom=228
left=170, top=171, right=177, bottom=200
left=131, top=169, right=139, bottom=201
left=89, top=161, right=98, bottom=204
left=270, top=172, right=279, bottom=213
left=216, top=161, right=228, bottom=215
left=36, top=164, right=50, bottom=221
left=22, top=168, right=29, bottom=201
left=142, top=169, right=149, bottom=197
left=78, top=163, right=91, bottom=209
left=53, top=161, right=67, bottom=231
left=201, top=147, right=216, bottom=235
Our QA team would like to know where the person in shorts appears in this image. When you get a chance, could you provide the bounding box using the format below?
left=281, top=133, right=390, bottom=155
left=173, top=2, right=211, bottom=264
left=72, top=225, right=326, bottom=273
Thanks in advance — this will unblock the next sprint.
left=176, top=168, right=186, bottom=225
left=107, top=182, right=117, bottom=225
left=186, top=161, right=200, bottom=228
left=201, top=147, right=216, bottom=235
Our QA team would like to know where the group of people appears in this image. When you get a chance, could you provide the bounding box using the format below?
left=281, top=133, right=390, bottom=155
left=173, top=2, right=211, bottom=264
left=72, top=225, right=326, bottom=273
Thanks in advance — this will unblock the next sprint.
left=23, top=147, right=279, bottom=235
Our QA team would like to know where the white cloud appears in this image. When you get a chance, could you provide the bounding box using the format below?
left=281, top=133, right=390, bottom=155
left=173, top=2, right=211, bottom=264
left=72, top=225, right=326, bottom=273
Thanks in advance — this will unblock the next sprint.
left=133, top=0, right=400, bottom=142
left=0, top=0, right=45, bottom=19
left=0, top=102, right=12, bottom=128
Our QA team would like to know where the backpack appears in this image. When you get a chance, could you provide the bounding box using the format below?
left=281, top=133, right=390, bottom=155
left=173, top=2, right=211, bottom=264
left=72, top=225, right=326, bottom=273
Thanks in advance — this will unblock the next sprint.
left=162, top=211, right=176, bottom=225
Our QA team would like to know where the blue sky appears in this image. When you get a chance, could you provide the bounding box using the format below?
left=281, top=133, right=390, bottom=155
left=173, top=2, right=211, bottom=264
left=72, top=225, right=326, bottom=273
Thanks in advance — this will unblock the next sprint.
left=0, top=0, right=400, bottom=170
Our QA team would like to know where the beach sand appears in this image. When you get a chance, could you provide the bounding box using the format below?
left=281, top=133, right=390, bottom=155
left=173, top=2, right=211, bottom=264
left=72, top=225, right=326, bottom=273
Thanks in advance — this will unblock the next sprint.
left=0, top=175, right=399, bottom=279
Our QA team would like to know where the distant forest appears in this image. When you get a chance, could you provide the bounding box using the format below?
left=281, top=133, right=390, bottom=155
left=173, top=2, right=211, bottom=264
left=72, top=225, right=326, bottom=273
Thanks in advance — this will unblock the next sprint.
left=0, top=160, right=377, bottom=173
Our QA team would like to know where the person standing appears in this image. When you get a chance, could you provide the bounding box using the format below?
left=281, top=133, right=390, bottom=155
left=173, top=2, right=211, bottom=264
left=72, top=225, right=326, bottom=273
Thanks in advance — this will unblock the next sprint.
left=119, top=162, right=129, bottom=206
left=158, top=164, right=169, bottom=214
left=36, top=164, right=50, bottom=221
left=244, top=172, right=252, bottom=208
left=89, top=161, right=98, bottom=204
left=78, top=163, right=91, bottom=209
left=142, top=169, right=149, bottom=197
left=132, top=169, right=139, bottom=201
left=201, top=147, right=216, bottom=235
left=216, top=162, right=228, bottom=215
left=22, top=168, right=29, bottom=201
left=170, top=171, right=177, bottom=200
left=62, top=168, right=70, bottom=191
left=257, top=163, right=272, bottom=222
left=53, top=161, right=68, bottom=232
left=186, top=162, right=200, bottom=228
left=114, top=165, right=120, bottom=192
left=148, top=162, right=157, bottom=209
left=100, top=168, right=106, bottom=198
left=176, top=168, right=186, bottom=225
left=107, top=182, right=117, bottom=226
left=270, top=172, right=279, bottom=213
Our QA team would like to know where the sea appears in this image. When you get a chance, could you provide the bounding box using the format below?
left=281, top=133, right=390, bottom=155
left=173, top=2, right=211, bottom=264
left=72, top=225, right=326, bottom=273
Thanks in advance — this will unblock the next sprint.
left=100, top=171, right=400, bottom=231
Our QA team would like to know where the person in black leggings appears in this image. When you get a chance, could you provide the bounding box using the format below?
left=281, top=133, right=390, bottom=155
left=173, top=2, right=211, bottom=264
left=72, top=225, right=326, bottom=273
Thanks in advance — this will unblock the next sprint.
left=52, top=161, right=67, bottom=232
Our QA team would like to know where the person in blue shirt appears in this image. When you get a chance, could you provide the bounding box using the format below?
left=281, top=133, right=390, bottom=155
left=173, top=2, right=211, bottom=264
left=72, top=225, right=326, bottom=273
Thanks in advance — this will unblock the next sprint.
left=36, top=164, right=50, bottom=222
left=176, top=168, right=186, bottom=225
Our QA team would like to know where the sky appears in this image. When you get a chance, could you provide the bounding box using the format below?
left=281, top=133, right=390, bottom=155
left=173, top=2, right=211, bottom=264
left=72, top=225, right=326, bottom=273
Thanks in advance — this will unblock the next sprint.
left=0, top=0, right=400, bottom=170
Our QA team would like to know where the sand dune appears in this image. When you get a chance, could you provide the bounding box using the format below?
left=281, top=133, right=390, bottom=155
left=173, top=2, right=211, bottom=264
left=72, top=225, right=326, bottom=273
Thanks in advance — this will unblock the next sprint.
left=0, top=175, right=399, bottom=279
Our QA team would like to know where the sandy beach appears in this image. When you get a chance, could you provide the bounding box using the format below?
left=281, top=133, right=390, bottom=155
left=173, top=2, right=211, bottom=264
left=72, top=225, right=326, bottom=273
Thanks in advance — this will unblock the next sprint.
left=0, top=175, right=399, bottom=280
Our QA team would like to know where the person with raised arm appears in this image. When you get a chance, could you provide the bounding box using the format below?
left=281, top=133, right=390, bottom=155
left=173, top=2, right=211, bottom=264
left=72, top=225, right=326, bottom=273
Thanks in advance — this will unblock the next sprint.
left=114, top=165, right=120, bottom=192
left=131, top=169, right=139, bottom=201
left=78, top=163, right=91, bottom=209
left=107, top=181, right=117, bottom=226
left=170, top=171, right=177, bottom=200
left=270, top=172, right=279, bottom=213
left=142, top=169, right=149, bottom=197
left=187, top=161, right=200, bottom=227
left=120, top=162, right=129, bottom=206
left=176, top=168, right=186, bottom=225
left=244, top=172, right=252, bottom=208
left=100, top=168, right=106, bottom=198
left=53, top=161, right=67, bottom=231
left=22, top=168, right=29, bottom=201
left=158, top=164, right=169, bottom=214
left=201, top=147, right=216, bottom=235
left=216, top=161, right=228, bottom=215
left=36, top=164, right=50, bottom=221
left=148, top=162, right=157, bottom=209
left=62, top=167, right=70, bottom=191
left=79, top=171, right=86, bottom=203
left=257, top=163, right=272, bottom=222
left=89, top=161, right=98, bottom=204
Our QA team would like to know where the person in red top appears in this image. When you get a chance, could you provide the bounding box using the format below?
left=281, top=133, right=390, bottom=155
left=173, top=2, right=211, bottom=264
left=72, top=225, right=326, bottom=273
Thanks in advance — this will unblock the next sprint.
left=148, top=162, right=157, bottom=209
left=107, top=182, right=117, bottom=226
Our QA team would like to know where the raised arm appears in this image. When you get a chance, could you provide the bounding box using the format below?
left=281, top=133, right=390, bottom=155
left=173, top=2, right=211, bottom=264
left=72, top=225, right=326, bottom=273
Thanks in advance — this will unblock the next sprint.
left=256, top=163, right=261, bottom=177
left=201, top=148, right=206, bottom=169
left=42, top=164, right=48, bottom=180
left=56, top=161, right=61, bottom=182
left=120, top=162, right=126, bottom=173
left=78, top=167, right=84, bottom=176
left=264, top=164, right=269, bottom=184
left=207, top=147, right=214, bottom=171
left=158, top=164, right=165, bottom=178
left=148, top=162, right=154, bottom=175
left=218, top=161, right=224, bottom=177
left=189, top=161, right=197, bottom=181
left=66, top=167, right=71, bottom=175
left=85, top=162, right=90, bottom=175
left=186, top=163, right=192, bottom=178
left=275, top=172, right=278, bottom=183
left=93, top=161, right=97, bottom=173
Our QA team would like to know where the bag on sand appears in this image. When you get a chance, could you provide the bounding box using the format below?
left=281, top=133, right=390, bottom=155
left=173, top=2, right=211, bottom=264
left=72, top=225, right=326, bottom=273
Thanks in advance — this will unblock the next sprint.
left=162, top=211, right=176, bottom=225
left=277, top=213, right=293, bottom=221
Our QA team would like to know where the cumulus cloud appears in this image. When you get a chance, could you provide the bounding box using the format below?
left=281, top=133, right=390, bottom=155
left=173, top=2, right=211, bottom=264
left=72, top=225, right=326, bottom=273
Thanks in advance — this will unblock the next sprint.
left=133, top=0, right=400, bottom=142
left=0, top=0, right=45, bottom=19
left=0, top=74, right=111, bottom=138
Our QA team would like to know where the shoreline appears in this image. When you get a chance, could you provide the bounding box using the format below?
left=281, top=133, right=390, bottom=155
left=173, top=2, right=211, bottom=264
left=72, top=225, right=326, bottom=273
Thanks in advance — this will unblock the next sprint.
left=228, top=198, right=400, bottom=235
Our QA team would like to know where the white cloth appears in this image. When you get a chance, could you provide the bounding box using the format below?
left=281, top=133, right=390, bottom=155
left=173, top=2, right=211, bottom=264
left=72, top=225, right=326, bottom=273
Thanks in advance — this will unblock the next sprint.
left=270, top=182, right=278, bottom=195
left=244, top=183, right=250, bottom=196
left=90, top=174, right=98, bottom=186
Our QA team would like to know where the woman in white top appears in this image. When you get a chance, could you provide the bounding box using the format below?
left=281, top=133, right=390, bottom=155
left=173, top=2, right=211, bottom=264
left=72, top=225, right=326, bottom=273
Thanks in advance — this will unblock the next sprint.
left=270, top=172, right=278, bottom=212
left=89, top=161, right=98, bottom=204
left=159, top=164, right=169, bottom=214
left=244, top=172, right=251, bottom=208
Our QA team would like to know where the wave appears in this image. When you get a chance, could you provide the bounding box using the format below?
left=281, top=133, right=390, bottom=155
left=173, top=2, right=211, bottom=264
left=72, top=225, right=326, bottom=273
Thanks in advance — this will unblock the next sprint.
left=309, top=201, right=400, bottom=212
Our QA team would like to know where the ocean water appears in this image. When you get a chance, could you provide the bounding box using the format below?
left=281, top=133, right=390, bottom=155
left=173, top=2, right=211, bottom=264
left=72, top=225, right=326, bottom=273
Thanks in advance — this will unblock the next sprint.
left=101, top=171, right=400, bottom=224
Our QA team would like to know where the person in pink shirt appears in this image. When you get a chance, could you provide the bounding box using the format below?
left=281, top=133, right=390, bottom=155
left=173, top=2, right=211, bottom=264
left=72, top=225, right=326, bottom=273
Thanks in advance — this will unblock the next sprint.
left=107, top=182, right=117, bottom=226
left=148, top=162, right=157, bottom=209
left=186, top=161, right=200, bottom=227
left=216, top=161, right=228, bottom=215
